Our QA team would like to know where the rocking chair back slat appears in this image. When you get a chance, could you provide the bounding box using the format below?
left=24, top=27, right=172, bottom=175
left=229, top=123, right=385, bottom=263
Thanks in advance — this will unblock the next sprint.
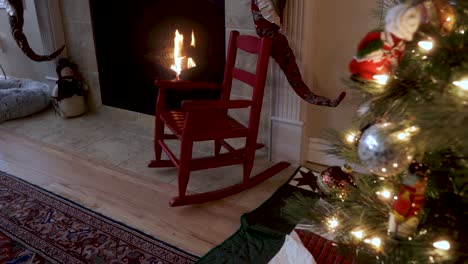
left=236, top=35, right=262, bottom=54
left=231, top=67, right=257, bottom=88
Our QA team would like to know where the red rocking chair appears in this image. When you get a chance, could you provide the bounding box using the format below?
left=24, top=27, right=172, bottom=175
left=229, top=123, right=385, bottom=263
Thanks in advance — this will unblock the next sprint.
left=149, top=30, right=290, bottom=206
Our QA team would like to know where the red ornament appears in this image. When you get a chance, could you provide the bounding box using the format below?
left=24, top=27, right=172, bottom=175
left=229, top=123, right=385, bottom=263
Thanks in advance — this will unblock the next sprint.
left=317, top=164, right=354, bottom=196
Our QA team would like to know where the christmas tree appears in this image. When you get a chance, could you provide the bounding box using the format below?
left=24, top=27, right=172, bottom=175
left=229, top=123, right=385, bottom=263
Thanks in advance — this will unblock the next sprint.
left=286, top=1, right=468, bottom=263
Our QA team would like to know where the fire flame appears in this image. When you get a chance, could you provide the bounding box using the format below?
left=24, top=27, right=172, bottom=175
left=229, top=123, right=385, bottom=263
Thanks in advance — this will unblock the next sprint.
left=170, top=29, right=197, bottom=79
left=170, top=30, right=184, bottom=78
left=191, top=30, right=196, bottom=47
left=187, top=30, right=196, bottom=68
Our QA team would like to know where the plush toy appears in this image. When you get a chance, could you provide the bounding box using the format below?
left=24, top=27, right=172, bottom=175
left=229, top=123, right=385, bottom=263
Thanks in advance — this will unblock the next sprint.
left=349, top=3, right=422, bottom=82
left=349, top=31, right=406, bottom=81
left=388, top=162, right=428, bottom=238
left=51, top=58, right=88, bottom=118
left=251, top=0, right=346, bottom=107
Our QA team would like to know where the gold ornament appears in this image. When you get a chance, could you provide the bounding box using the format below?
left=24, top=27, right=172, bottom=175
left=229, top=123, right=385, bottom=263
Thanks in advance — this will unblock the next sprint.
left=422, top=0, right=456, bottom=34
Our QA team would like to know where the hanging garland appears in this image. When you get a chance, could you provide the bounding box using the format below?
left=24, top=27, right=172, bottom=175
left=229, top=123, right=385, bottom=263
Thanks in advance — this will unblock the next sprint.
left=251, top=0, right=346, bottom=107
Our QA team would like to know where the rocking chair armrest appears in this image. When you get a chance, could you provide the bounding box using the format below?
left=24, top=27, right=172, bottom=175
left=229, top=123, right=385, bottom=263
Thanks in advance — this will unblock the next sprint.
left=182, top=100, right=252, bottom=111
left=155, top=80, right=222, bottom=92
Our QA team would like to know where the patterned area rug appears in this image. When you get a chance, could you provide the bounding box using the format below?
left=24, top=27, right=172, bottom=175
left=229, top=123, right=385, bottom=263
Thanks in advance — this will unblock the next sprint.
left=0, top=170, right=198, bottom=264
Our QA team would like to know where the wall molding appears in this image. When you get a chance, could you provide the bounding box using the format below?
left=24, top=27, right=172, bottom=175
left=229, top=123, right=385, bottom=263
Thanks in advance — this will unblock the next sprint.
left=269, top=0, right=305, bottom=162
left=34, top=0, right=66, bottom=81
left=270, top=116, right=303, bottom=127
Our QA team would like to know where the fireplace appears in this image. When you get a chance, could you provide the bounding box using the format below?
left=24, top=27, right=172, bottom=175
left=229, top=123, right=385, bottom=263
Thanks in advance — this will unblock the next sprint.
left=90, top=0, right=225, bottom=114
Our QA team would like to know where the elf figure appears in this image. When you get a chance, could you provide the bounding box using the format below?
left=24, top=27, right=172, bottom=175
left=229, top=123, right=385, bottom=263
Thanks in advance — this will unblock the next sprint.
left=388, top=162, right=428, bottom=238
left=350, top=3, right=422, bottom=82
left=251, top=0, right=346, bottom=107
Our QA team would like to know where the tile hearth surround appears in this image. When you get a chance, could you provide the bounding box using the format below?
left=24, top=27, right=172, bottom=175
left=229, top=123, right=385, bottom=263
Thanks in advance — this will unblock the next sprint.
left=59, top=0, right=273, bottom=153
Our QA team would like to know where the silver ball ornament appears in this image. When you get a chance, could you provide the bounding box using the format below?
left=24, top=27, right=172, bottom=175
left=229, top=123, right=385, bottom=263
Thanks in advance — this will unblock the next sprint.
left=358, top=123, right=415, bottom=177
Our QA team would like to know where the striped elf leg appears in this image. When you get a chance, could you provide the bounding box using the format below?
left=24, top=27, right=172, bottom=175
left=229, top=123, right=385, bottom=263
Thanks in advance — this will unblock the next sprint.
left=251, top=0, right=346, bottom=107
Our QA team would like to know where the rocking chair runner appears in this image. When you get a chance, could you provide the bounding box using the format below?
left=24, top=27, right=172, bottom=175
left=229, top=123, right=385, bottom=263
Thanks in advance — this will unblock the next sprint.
left=149, top=30, right=290, bottom=207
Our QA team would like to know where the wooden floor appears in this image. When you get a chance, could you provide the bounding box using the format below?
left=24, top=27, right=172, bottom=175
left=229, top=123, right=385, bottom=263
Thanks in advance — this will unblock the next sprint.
left=0, top=131, right=299, bottom=256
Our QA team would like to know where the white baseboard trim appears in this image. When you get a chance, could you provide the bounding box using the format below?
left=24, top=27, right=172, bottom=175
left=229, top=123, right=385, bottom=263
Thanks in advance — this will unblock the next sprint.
left=307, top=137, right=369, bottom=174
left=270, top=118, right=303, bottom=163
left=270, top=117, right=303, bottom=127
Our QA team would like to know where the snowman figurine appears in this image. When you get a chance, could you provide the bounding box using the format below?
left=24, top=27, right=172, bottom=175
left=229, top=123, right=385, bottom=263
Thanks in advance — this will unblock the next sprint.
left=51, top=58, right=88, bottom=118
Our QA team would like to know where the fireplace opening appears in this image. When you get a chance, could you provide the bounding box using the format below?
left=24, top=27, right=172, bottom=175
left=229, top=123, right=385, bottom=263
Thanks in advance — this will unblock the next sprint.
left=90, top=0, right=225, bottom=114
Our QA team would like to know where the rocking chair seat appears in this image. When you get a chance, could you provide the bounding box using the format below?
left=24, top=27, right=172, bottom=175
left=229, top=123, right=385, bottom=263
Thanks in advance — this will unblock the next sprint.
left=161, top=110, right=248, bottom=141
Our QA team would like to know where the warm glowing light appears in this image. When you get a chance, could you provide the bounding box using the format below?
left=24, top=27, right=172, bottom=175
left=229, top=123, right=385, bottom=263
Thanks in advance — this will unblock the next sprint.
left=346, top=131, right=358, bottom=144
left=453, top=79, right=468, bottom=91
left=187, top=58, right=196, bottom=68
left=418, top=40, right=434, bottom=51
left=380, top=189, right=392, bottom=199
left=170, top=29, right=197, bottom=79
left=327, top=217, right=339, bottom=229
left=395, top=126, right=419, bottom=142
left=191, top=30, right=196, bottom=47
left=394, top=196, right=398, bottom=200
left=188, top=30, right=197, bottom=68
left=397, top=132, right=408, bottom=140
left=371, top=237, right=381, bottom=248
left=457, top=26, right=467, bottom=35
left=364, top=237, right=382, bottom=249
left=381, top=168, right=387, bottom=173
left=171, top=30, right=184, bottom=78
left=393, top=163, right=399, bottom=168
left=373, top=74, right=389, bottom=85
left=338, top=193, right=346, bottom=201
left=351, top=230, right=364, bottom=239
left=433, top=240, right=451, bottom=251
